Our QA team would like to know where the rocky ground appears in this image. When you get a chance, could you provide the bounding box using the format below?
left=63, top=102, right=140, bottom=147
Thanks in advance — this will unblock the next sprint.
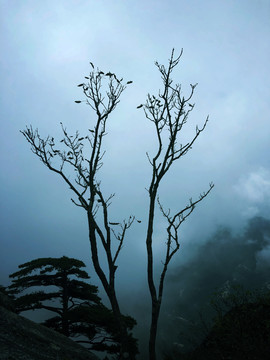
left=0, top=292, right=98, bottom=360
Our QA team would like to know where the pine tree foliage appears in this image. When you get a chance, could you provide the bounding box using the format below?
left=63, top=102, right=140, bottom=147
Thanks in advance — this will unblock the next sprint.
left=8, top=256, right=134, bottom=353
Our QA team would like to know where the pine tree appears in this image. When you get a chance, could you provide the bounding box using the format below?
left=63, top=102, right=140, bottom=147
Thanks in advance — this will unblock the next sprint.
left=8, top=256, right=136, bottom=354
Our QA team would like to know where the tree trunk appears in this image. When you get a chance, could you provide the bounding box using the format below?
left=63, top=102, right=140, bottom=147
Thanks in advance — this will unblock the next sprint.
left=62, top=270, right=70, bottom=336
left=87, top=213, right=136, bottom=359
left=149, top=300, right=161, bottom=360
left=109, top=288, right=136, bottom=359
left=146, top=187, right=159, bottom=360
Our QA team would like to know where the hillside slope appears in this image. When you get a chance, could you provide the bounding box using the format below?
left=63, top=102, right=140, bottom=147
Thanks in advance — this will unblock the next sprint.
left=0, top=292, right=98, bottom=360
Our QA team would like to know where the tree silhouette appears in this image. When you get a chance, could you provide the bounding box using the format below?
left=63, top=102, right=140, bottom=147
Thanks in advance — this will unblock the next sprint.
left=21, top=49, right=213, bottom=359
left=137, top=49, right=213, bottom=360
left=21, top=69, right=138, bottom=359
left=7, top=256, right=136, bottom=355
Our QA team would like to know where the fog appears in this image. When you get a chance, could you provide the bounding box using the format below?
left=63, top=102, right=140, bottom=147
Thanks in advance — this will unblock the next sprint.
left=1, top=1, right=270, bottom=359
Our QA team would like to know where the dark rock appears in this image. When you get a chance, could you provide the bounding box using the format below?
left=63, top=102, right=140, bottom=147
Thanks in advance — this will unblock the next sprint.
left=0, top=305, right=98, bottom=360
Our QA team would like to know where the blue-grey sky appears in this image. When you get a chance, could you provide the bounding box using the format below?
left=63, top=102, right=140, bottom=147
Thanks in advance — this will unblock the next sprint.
left=1, top=0, right=270, bottom=356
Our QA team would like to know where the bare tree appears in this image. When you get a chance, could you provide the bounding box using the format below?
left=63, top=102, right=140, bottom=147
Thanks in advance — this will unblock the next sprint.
left=137, top=49, right=214, bottom=360
left=21, top=50, right=213, bottom=360
left=21, top=68, right=138, bottom=359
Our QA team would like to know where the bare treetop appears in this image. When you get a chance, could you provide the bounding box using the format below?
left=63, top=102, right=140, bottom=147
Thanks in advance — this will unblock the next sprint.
left=136, top=49, right=214, bottom=360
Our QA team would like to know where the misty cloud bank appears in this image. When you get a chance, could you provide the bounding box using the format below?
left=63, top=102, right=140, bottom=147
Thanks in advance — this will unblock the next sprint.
left=128, top=215, right=270, bottom=358
left=154, top=215, right=270, bottom=355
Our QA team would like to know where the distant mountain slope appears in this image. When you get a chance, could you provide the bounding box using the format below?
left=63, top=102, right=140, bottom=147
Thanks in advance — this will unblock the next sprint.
left=188, top=302, right=270, bottom=360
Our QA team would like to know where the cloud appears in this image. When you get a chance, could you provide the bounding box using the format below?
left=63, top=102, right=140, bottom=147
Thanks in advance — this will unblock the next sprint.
left=234, top=167, right=270, bottom=206
left=157, top=216, right=270, bottom=353
left=256, top=243, right=270, bottom=270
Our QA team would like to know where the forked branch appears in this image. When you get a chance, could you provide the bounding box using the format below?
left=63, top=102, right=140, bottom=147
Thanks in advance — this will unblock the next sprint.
left=139, top=49, right=214, bottom=360
left=21, top=64, right=138, bottom=358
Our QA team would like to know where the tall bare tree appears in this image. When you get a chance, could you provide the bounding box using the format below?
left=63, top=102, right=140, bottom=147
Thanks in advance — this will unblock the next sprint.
left=137, top=49, right=214, bottom=360
left=21, top=50, right=213, bottom=360
left=21, top=68, right=138, bottom=359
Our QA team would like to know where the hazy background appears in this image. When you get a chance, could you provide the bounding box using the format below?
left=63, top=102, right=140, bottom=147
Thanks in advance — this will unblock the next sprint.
left=1, top=1, right=270, bottom=358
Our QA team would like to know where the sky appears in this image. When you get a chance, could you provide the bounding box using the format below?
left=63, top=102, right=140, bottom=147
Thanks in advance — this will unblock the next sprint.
left=0, top=0, right=270, bottom=358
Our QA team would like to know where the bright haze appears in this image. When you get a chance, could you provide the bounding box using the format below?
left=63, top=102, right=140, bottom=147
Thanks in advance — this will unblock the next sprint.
left=1, top=0, right=270, bottom=358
